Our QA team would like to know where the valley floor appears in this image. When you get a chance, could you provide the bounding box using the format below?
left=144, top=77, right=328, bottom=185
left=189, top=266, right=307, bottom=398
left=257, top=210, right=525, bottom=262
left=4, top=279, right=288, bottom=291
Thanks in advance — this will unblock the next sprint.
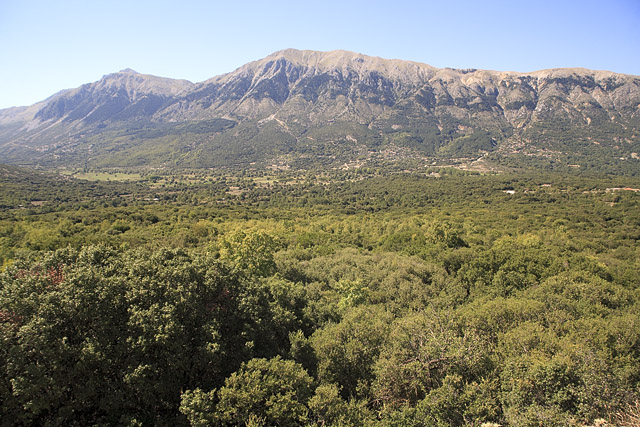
left=0, top=165, right=639, bottom=426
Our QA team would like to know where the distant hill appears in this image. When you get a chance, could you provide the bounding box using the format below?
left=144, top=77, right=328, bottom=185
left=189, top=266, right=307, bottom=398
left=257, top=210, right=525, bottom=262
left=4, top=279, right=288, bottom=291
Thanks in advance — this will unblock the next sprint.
left=1, top=49, right=639, bottom=172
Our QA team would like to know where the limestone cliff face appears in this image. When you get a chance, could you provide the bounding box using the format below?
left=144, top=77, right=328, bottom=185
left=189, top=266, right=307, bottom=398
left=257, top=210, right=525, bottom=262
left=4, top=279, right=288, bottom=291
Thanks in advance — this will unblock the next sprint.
left=1, top=49, right=638, bottom=168
left=164, top=50, right=639, bottom=128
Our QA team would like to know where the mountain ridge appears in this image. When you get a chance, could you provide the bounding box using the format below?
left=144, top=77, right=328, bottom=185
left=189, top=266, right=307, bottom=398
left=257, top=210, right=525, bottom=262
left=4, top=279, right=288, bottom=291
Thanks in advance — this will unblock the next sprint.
left=1, top=49, right=639, bottom=172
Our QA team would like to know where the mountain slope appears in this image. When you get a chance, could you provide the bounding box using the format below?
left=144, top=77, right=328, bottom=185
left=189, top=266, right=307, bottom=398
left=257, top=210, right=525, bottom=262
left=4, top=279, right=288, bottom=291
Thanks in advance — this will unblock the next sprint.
left=1, top=49, right=639, bottom=171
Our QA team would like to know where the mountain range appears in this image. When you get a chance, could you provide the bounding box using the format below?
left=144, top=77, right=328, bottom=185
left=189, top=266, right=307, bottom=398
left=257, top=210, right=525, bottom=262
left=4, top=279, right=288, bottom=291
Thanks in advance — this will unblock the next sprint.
left=1, top=49, right=639, bottom=172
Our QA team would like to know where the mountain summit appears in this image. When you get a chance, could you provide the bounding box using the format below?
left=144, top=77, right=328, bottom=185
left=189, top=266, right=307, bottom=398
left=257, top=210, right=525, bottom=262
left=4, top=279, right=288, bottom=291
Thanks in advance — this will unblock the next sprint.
left=1, top=49, right=639, bottom=170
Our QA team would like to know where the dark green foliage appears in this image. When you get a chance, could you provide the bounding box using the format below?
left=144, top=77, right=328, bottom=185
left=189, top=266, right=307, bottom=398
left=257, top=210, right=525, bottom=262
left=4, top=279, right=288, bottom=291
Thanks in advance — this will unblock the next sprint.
left=0, top=166, right=639, bottom=425
left=373, top=311, right=491, bottom=410
left=437, top=130, right=497, bottom=157
left=206, top=357, right=313, bottom=426
left=0, top=243, right=315, bottom=425
left=308, top=383, right=374, bottom=426
left=312, top=305, right=393, bottom=398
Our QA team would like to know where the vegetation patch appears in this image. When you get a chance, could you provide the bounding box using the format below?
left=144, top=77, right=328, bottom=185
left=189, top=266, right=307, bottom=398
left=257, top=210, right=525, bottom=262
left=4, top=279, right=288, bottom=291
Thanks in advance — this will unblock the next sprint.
left=0, top=164, right=638, bottom=425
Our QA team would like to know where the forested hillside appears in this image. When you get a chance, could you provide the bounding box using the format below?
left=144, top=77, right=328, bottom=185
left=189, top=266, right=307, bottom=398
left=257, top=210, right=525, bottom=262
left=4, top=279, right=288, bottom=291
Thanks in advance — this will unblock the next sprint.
left=1, top=166, right=639, bottom=425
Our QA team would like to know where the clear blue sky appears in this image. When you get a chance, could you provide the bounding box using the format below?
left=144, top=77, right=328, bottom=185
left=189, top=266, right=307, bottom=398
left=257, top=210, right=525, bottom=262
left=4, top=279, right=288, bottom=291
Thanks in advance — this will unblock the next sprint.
left=1, top=0, right=639, bottom=109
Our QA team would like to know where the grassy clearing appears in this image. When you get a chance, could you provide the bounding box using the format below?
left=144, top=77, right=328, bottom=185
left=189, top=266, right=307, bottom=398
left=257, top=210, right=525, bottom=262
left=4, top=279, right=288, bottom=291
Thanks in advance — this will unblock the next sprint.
left=72, top=172, right=143, bottom=182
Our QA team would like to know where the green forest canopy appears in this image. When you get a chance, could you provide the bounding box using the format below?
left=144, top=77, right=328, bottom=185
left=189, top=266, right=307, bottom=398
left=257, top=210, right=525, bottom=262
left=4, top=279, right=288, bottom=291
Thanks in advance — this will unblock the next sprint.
left=0, top=165, right=639, bottom=426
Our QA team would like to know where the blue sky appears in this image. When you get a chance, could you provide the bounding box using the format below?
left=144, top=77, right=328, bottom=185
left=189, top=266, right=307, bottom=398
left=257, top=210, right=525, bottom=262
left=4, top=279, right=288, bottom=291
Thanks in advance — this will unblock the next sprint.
left=1, top=0, right=639, bottom=109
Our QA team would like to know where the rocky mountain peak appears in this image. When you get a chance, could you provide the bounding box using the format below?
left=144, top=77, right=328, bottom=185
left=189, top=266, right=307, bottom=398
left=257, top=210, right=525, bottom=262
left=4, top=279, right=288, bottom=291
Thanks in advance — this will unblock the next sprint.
left=95, top=70, right=193, bottom=97
left=257, top=49, right=438, bottom=82
left=0, top=49, right=639, bottom=172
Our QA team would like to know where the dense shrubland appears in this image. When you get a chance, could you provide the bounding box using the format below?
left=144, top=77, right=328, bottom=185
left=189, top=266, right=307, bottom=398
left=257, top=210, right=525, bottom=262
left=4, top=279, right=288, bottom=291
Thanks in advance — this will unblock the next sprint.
left=0, top=166, right=639, bottom=425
